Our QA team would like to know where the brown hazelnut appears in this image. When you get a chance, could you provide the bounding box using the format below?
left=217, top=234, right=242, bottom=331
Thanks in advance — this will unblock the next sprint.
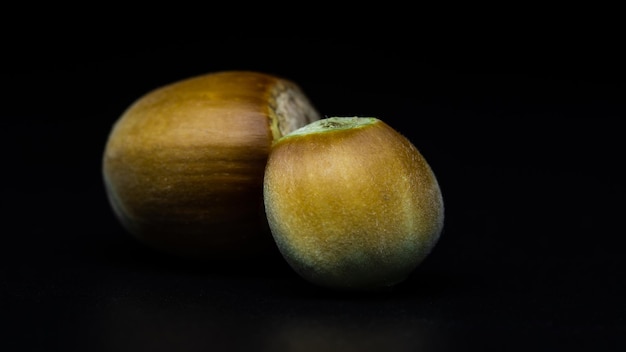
left=263, top=117, right=444, bottom=290
left=102, top=70, right=321, bottom=259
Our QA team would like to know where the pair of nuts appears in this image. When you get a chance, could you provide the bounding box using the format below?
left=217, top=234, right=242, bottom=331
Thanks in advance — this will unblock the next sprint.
left=102, top=71, right=444, bottom=290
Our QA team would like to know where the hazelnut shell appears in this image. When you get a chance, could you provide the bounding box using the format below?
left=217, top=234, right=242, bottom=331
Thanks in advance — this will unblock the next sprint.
left=102, top=70, right=320, bottom=259
left=263, top=117, right=444, bottom=289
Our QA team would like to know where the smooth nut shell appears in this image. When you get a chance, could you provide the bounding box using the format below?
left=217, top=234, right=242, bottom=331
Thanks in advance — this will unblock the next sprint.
left=102, top=70, right=320, bottom=259
left=263, top=118, right=444, bottom=289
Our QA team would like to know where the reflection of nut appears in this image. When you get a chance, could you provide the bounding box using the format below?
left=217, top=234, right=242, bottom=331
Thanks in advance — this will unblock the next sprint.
left=102, top=71, right=321, bottom=259
left=263, top=117, right=444, bottom=290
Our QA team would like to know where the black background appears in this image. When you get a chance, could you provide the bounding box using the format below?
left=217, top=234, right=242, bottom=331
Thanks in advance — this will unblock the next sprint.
left=2, top=26, right=625, bottom=351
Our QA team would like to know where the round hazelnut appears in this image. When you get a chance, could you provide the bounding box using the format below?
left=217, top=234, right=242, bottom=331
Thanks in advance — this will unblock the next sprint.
left=263, top=117, right=444, bottom=290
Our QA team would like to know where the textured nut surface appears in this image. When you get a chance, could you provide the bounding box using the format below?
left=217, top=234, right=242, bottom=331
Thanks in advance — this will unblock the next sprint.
left=263, top=117, right=444, bottom=289
left=102, top=71, right=320, bottom=259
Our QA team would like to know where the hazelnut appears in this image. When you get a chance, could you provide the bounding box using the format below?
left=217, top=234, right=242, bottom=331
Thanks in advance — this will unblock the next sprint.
left=263, top=117, right=444, bottom=290
left=102, top=71, right=321, bottom=259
